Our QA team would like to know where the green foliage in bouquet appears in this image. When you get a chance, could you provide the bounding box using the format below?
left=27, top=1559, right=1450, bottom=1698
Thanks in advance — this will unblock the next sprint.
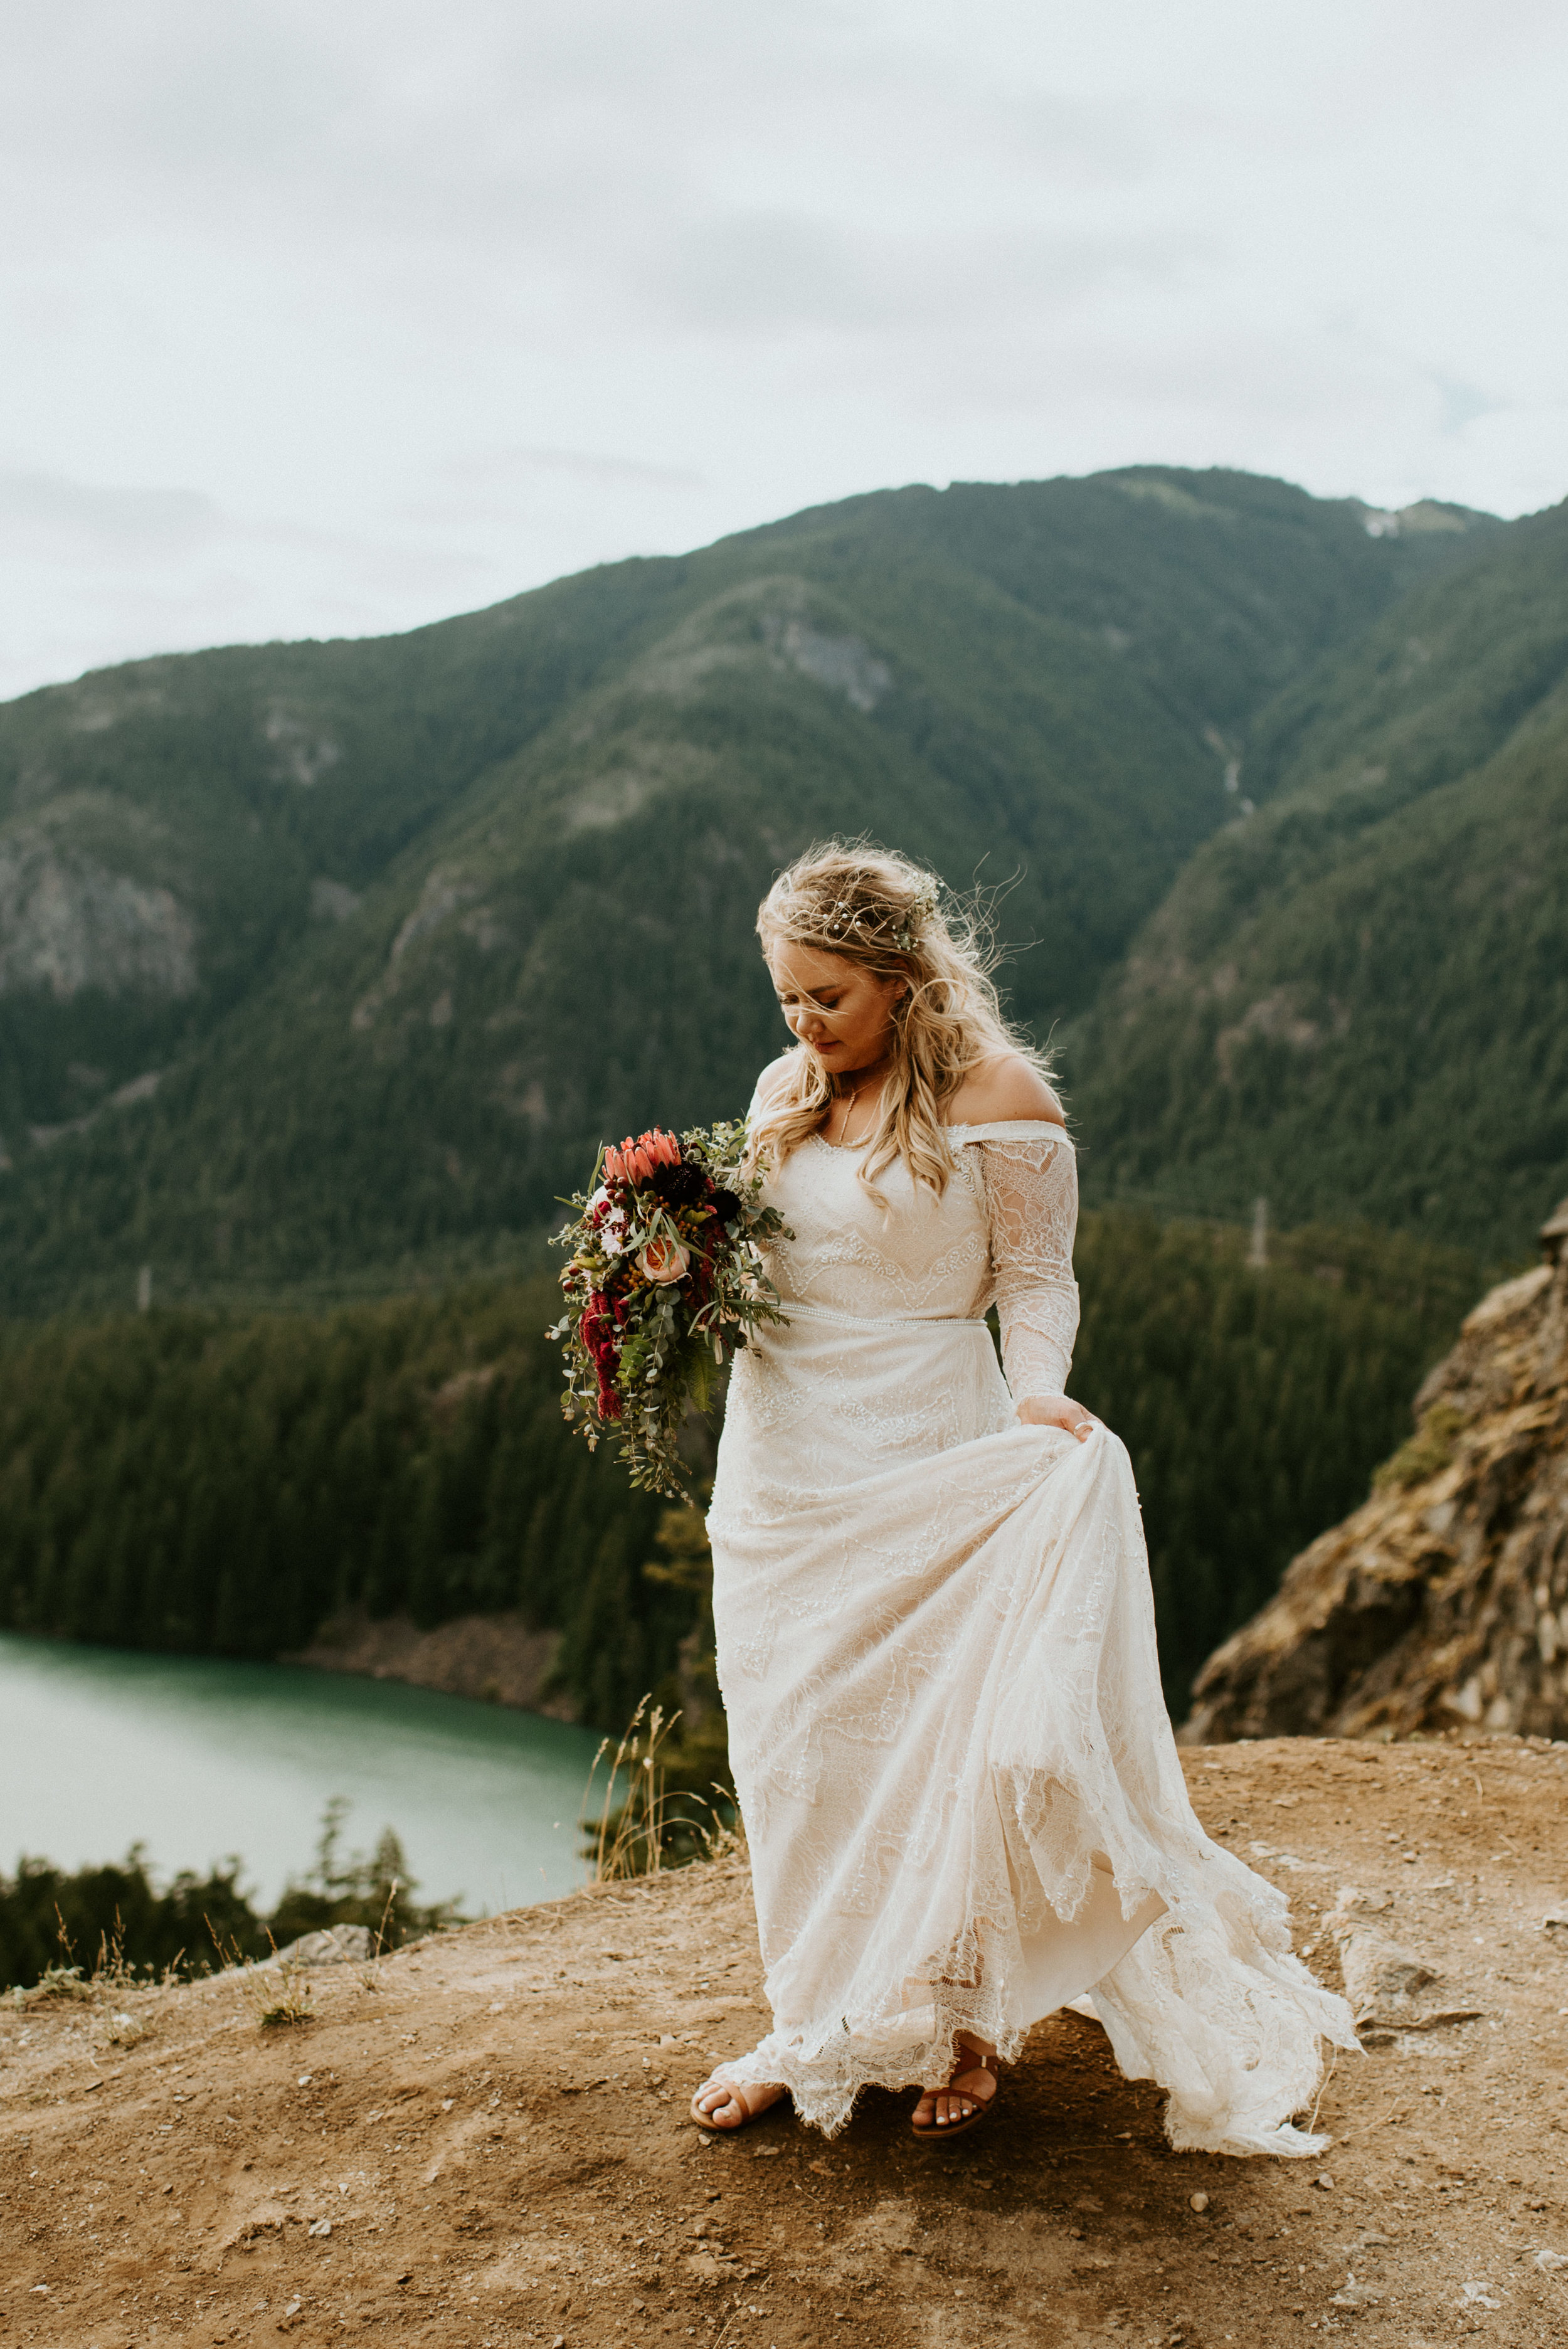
left=549, top=1120, right=791, bottom=1499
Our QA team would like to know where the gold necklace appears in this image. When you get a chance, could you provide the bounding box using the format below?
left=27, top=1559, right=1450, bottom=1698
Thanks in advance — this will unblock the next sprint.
left=829, top=1068, right=886, bottom=1148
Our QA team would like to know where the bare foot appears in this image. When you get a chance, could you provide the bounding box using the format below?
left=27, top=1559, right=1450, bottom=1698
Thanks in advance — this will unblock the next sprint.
left=911, top=2037, right=999, bottom=2133
left=689, top=2074, right=788, bottom=2129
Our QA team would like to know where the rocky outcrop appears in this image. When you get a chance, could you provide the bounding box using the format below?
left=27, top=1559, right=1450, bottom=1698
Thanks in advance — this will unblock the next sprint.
left=1181, top=1196, right=1568, bottom=1742
left=285, top=1608, right=573, bottom=1718
left=0, top=822, right=196, bottom=1000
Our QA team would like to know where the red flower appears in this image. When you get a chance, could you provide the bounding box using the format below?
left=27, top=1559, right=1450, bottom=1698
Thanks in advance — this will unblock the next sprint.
left=581, top=1290, right=623, bottom=1421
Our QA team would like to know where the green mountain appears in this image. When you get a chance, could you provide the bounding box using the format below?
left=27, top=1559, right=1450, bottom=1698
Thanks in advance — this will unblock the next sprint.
left=0, top=468, right=1484, bottom=1311
left=1068, top=497, right=1568, bottom=1253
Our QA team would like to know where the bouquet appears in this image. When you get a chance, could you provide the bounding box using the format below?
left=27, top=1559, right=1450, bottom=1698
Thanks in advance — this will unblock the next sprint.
left=549, top=1120, right=791, bottom=1498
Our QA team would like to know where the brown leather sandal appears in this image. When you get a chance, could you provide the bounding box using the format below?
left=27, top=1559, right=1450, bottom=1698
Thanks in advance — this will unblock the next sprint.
left=911, top=2047, right=999, bottom=2141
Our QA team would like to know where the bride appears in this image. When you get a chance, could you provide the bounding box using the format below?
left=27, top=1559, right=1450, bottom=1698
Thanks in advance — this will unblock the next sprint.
left=692, top=844, right=1354, bottom=2148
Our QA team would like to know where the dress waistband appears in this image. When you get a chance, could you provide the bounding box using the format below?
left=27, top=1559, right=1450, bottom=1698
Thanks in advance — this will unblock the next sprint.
left=777, top=1301, right=992, bottom=1337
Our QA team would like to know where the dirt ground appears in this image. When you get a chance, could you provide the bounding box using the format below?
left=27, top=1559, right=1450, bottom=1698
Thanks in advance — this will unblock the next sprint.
left=5, top=1736, right=1568, bottom=2349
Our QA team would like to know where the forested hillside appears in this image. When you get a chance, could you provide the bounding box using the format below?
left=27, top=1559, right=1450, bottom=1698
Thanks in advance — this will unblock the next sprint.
left=0, top=468, right=1483, bottom=1313
left=0, top=1217, right=1484, bottom=1718
left=0, top=1280, right=673, bottom=1732
left=1070, top=499, right=1568, bottom=1250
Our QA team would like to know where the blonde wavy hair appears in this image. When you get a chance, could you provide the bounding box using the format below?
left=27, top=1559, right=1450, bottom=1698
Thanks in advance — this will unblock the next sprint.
left=748, top=842, right=1052, bottom=1199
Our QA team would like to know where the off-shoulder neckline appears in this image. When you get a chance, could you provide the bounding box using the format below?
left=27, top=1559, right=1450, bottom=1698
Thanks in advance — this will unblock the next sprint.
left=809, top=1119, right=1071, bottom=1153
left=948, top=1119, right=1071, bottom=1142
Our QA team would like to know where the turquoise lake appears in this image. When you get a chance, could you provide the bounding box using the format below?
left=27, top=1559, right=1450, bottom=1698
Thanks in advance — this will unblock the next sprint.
left=0, top=1634, right=605, bottom=1916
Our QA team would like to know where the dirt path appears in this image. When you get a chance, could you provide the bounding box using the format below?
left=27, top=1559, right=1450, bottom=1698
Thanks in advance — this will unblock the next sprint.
left=5, top=1737, right=1568, bottom=2348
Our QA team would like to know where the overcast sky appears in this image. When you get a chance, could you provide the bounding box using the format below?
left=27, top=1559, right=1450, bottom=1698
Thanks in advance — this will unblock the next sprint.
left=3, top=0, right=1565, bottom=699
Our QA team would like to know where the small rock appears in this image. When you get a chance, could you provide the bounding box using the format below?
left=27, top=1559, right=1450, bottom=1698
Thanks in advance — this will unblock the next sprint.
left=297, top=2074, right=313, bottom=2088
left=1535, top=2248, right=1568, bottom=2271
left=1333, top=1926, right=1438, bottom=2022
left=1330, top=2279, right=1380, bottom=2308
left=1315, top=2173, right=1335, bottom=2191
left=1333, top=1885, right=1393, bottom=1916
left=307, top=2218, right=331, bottom=2239
left=1459, top=2281, right=1500, bottom=2309
left=1189, top=2193, right=1210, bottom=2213
left=441, top=2097, right=455, bottom=2111
left=283, top=2298, right=302, bottom=2318
left=272, top=1924, right=373, bottom=1967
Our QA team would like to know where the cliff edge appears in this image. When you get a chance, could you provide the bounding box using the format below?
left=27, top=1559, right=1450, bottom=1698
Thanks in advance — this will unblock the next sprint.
left=1183, top=1197, right=1568, bottom=1744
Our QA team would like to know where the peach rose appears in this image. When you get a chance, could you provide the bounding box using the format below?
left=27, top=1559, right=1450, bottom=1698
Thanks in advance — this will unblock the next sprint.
left=638, top=1236, right=691, bottom=1285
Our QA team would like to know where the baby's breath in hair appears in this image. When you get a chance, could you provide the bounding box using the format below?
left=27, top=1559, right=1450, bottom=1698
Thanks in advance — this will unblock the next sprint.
left=776, top=867, right=941, bottom=958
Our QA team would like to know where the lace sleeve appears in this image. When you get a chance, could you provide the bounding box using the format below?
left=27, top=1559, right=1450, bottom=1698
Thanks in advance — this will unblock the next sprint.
left=976, top=1130, right=1080, bottom=1403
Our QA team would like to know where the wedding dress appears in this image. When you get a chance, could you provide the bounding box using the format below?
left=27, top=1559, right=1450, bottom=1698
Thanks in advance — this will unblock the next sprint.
left=704, top=1118, right=1356, bottom=2149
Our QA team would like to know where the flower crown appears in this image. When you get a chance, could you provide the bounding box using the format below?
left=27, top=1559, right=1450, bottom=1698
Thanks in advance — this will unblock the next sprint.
left=784, top=875, right=940, bottom=957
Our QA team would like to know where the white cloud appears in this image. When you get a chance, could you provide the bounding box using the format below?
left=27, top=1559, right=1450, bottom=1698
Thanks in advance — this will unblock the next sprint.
left=0, top=472, right=220, bottom=550
left=1, top=0, right=1565, bottom=694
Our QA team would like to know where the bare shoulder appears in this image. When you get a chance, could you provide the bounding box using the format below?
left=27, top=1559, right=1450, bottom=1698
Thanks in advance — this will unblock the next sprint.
left=751, top=1048, right=802, bottom=1110
left=945, top=1053, right=1066, bottom=1129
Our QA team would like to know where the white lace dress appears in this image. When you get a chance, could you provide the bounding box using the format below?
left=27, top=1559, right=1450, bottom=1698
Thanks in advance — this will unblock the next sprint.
left=705, top=1118, right=1355, bottom=2149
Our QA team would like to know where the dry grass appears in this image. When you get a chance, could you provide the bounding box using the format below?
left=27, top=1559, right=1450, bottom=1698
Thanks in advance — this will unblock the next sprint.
left=204, top=1921, right=316, bottom=2031
left=581, top=1694, right=740, bottom=1882
left=582, top=1696, right=684, bottom=1881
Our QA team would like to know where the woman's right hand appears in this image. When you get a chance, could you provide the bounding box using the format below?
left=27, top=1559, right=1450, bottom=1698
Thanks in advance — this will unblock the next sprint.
left=1017, top=1394, right=1098, bottom=1443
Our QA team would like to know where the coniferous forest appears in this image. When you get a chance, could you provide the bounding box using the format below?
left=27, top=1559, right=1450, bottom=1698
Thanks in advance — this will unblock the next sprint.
left=0, top=1802, right=457, bottom=2000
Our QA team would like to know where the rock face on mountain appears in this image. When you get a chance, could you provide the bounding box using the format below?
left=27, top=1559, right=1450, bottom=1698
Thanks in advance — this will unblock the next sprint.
left=1181, top=1196, right=1568, bottom=1742
left=0, top=822, right=196, bottom=1002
